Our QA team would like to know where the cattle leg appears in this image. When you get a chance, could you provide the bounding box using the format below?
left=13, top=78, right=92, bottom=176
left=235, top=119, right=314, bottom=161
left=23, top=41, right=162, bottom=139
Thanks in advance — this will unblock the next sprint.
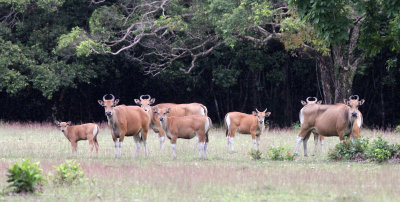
left=171, top=136, right=177, bottom=160
left=303, top=135, right=310, bottom=157
left=198, top=133, right=206, bottom=159
left=251, top=132, right=257, bottom=150
left=89, top=139, right=94, bottom=155
left=295, top=128, right=310, bottom=156
left=159, top=129, right=167, bottom=150
left=193, top=136, right=199, bottom=151
left=256, top=135, right=261, bottom=150
left=313, top=133, right=319, bottom=156
left=71, top=141, right=78, bottom=154
left=94, top=138, right=99, bottom=154
left=141, top=129, right=149, bottom=157
left=134, top=135, right=142, bottom=157
left=227, top=126, right=236, bottom=152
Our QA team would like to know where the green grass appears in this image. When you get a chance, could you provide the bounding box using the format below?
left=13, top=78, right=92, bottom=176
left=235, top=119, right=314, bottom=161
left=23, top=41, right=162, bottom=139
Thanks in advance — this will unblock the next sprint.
left=1, top=122, right=400, bottom=201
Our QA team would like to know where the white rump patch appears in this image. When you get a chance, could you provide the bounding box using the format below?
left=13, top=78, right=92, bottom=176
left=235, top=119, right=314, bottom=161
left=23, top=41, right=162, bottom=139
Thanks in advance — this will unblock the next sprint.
left=300, top=109, right=304, bottom=125
left=225, top=114, right=231, bottom=128
left=205, top=118, right=210, bottom=132
left=93, top=125, right=98, bottom=137
left=201, top=107, right=206, bottom=116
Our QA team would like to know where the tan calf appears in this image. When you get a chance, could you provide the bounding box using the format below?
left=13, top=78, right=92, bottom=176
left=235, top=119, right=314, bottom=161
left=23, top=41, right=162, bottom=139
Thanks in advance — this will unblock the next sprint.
left=134, top=95, right=208, bottom=149
left=55, top=121, right=99, bottom=154
left=225, top=108, right=271, bottom=151
left=153, top=107, right=212, bottom=159
left=98, top=94, right=150, bottom=158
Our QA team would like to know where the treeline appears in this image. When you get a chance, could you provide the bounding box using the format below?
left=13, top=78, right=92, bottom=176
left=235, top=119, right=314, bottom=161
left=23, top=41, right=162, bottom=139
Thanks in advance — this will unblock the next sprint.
left=0, top=0, right=399, bottom=128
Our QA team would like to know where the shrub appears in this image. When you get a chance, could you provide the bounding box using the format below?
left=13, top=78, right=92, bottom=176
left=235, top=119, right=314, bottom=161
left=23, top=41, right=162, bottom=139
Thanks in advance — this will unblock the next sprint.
left=292, top=121, right=301, bottom=130
left=249, top=149, right=263, bottom=160
left=396, top=125, right=400, bottom=133
left=6, top=159, right=45, bottom=193
left=53, top=160, right=85, bottom=185
left=328, top=138, right=369, bottom=161
left=268, top=146, right=295, bottom=161
left=367, top=136, right=394, bottom=163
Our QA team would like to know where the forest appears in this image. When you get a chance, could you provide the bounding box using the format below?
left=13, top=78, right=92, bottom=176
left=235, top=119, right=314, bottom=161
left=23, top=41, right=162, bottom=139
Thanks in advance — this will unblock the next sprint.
left=1, top=0, right=400, bottom=128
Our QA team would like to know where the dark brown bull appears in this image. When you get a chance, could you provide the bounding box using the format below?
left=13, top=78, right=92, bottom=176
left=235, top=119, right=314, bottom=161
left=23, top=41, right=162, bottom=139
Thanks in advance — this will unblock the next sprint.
left=98, top=94, right=150, bottom=158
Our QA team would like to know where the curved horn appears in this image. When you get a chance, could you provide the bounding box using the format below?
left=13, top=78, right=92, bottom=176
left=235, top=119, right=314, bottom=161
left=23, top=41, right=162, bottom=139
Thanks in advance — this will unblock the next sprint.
left=146, top=94, right=151, bottom=100
left=263, top=108, right=267, bottom=112
left=256, top=108, right=260, bottom=113
left=110, top=94, right=115, bottom=101
left=140, top=95, right=145, bottom=100
left=313, top=97, right=318, bottom=101
left=102, top=94, right=107, bottom=101
left=306, top=97, right=312, bottom=102
left=353, top=95, right=359, bottom=100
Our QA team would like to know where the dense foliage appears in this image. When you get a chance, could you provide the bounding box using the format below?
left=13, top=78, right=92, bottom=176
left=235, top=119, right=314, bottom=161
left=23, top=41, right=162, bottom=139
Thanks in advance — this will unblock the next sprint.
left=0, top=0, right=400, bottom=127
left=6, top=159, right=45, bottom=193
left=52, top=160, right=86, bottom=185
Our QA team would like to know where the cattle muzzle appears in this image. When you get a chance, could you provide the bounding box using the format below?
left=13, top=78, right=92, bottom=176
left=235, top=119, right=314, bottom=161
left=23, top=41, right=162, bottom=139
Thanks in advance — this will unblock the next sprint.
left=351, top=112, right=357, bottom=117
left=61, top=129, right=65, bottom=132
left=106, top=111, right=113, bottom=117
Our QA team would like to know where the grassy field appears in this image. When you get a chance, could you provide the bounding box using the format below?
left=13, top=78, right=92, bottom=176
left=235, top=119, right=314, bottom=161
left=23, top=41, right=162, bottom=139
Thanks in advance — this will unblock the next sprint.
left=0, top=122, right=400, bottom=201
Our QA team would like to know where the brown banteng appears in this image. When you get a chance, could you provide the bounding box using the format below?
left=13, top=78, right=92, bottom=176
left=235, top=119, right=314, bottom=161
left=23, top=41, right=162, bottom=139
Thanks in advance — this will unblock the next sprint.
left=153, top=107, right=212, bottom=159
left=295, top=95, right=363, bottom=156
left=55, top=121, right=99, bottom=154
left=343, top=95, right=365, bottom=139
left=134, top=95, right=208, bottom=149
left=225, top=108, right=271, bottom=151
left=300, top=97, right=324, bottom=155
left=98, top=94, right=150, bottom=158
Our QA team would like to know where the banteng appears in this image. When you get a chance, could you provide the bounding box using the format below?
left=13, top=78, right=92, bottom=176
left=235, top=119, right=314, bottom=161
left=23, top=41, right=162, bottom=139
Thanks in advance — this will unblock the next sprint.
left=98, top=94, right=149, bottom=158
left=225, top=108, right=271, bottom=151
left=134, top=95, right=207, bottom=149
left=153, top=107, right=212, bottom=160
left=55, top=121, right=99, bottom=154
left=300, top=97, right=324, bottom=155
left=296, top=95, right=365, bottom=156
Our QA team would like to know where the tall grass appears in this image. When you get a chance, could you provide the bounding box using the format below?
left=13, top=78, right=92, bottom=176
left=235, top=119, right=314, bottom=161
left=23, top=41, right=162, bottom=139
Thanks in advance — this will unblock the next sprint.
left=0, top=123, right=400, bottom=201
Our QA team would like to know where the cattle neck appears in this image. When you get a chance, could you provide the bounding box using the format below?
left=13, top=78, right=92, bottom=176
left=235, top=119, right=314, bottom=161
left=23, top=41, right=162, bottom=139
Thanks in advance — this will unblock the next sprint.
left=159, top=116, right=170, bottom=134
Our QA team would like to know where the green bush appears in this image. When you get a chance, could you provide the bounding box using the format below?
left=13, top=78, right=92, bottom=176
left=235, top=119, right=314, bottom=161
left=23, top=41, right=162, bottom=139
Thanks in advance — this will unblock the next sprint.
left=291, top=121, right=301, bottom=130
left=249, top=149, right=263, bottom=160
left=367, top=136, right=394, bottom=163
left=328, top=138, right=369, bottom=161
left=396, top=125, right=400, bottom=133
left=268, top=146, right=296, bottom=161
left=53, top=160, right=85, bottom=185
left=6, top=159, right=45, bottom=193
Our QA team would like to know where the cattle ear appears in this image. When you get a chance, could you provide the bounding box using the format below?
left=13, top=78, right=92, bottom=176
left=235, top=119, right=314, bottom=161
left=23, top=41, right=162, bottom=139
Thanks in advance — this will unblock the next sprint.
left=301, top=100, right=307, bottom=106
left=98, top=100, right=104, bottom=106
left=166, top=107, right=171, bottom=113
left=359, top=99, right=365, bottom=106
left=152, top=107, right=158, bottom=114
left=266, top=112, right=271, bottom=117
left=67, top=121, right=71, bottom=126
left=114, top=99, right=120, bottom=106
left=317, top=100, right=322, bottom=104
left=149, top=98, right=156, bottom=105
left=55, top=121, right=60, bottom=126
left=134, top=99, right=141, bottom=105
left=343, top=99, right=349, bottom=105
left=252, top=111, right=257, bottom=116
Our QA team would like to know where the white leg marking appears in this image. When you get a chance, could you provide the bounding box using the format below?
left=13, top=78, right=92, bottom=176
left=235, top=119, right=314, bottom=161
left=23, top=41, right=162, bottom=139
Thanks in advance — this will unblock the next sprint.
left=119, top=142, right=122, bottom=158
left=295, top=136, right=303, bottom=156
left=256, top=139, right=260, bottom=150
left=252, top=139, right=257, bottom=150
left=230, top=137, right=234, bottom=151
left=226, top=136, right=230, bottom=152
left=143, top=141, right=148, bottom=157
left=114, top=141, right=119, bottom=158
left=321, top=140, right=324, bottom=153
left=160, top=136, right=165, bottom=150
left=171, top=144, right=177, bottom=159
left=204, top=142, right=208, bottom=159
left=199, top=142, right=205, bottom=159
left=136, top=141, right=141, bottom=157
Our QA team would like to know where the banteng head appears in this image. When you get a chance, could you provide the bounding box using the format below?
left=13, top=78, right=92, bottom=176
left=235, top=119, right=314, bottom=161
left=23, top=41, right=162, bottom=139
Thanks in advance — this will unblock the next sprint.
left=55, top=121, right=71, bottom=133
left=153, top=107, right=171, bottom=122
left=301, top=97, right=322, bottom=106
left=98, top=94, right=120, bottom=117
left=251, top=108, right=271, bottom=125
left=344, top=95, right=365, bottom=118
left=134, top=95, right=155, bottom=112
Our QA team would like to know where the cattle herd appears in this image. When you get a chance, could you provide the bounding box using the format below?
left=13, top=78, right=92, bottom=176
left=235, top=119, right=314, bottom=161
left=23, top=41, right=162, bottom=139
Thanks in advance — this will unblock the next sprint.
left=55, top=94, right=365, bottom=159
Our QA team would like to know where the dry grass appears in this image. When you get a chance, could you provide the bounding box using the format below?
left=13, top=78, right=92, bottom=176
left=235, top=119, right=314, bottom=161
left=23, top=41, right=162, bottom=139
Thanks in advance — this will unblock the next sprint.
left=0, top=123, right=400, bottom=201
